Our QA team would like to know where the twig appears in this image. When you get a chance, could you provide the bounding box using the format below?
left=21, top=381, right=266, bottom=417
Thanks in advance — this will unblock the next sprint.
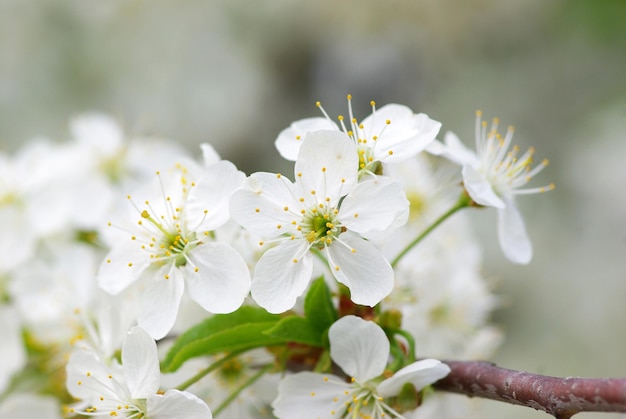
left=433, top=360, right=626, bottom=418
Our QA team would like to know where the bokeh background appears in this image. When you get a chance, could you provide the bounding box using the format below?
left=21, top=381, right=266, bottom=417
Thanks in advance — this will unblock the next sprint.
left=1, top=1, right=625, bottom=417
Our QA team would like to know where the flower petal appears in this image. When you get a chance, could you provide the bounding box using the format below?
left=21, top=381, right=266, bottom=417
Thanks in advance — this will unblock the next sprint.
left=147, top=389, right=212, bottom=419
left=275, top=117, right=339, bottom=161
left=436, top=131, right=480, bottom=166
left=338, top=176, right=409, bottom=235
left=326, top=232, right=393, bottom=307
left=272, top=372, right=351, bottom=419
left=97, top=242, right=150, bottom=295
left=251, top=240, right=312, bottom=313
left=185, top=242, right=251, bottom=313
left=200, top=143, right=221, bottom=166
left=137, top=267, right=185, bottom=339
left=186, top=160, right=245, bottom=231
left=497, top=197, right=532, bottom=264
left=65, top=350, right=118, bottom=401
left=361, top=106, right=441, bottom=162
left=328, top=315, right=389, bottom=382
left=377, top=359, right=451, bottom=398
left=462, top=165, right=505, bottom=208
left=123, top=326, right=160, bottom=399
left=230, top=172, right=300, bottom=238
left=294, top=131, right=358, bottom=206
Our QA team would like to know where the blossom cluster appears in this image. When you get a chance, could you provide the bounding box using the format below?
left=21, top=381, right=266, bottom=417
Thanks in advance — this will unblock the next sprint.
left=0, top=98, right=551, bottom=418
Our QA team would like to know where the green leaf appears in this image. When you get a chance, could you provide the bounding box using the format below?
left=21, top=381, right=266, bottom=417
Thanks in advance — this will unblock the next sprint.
left=304, top=276, right=337, bottom=333
left=161, top=306, right=284, bottom=372
left=264, top=316, right=323, bottom=347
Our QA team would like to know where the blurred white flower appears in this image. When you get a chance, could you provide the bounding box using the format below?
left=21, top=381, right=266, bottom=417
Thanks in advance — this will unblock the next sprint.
left=230, top=131, right=408, bottom=313
left=383, top=155, right=502, bottom=360
left=66, top=326, right=212, bottom=418
left=0, top=140, right=81, bottom=274
left=0, top=305, right=25, bottom=394
left=275, top=95, right=441, bottom=177
left=272, top=316, right=450, bottom=419
left=97, top=148, right=250, bottom=339
left=431, top=112, right=554, bottom=264
left=0, top=393, right=61, bottom=419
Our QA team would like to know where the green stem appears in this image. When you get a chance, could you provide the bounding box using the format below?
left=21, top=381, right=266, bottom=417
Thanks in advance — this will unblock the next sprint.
left=176, top=351, right=243, bottom=391
left=213, top=363, right=274, bottom=417
left=393, top=329, right=417, bottom=364
left=310, top=247, right=328, bottom=265
left=391, top=193, right=472, bottom=267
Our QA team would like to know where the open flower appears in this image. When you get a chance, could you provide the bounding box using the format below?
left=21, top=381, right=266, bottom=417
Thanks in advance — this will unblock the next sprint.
left=230, top=130, right=408, bottom=313
left=431, top=112, right=554, bottom=264
left=272, top=316, right=450, bottom=419
left=66, top=326, right=212, bottom=418
left=97, top=151, right=251, bottom=339
left=275, top=95, right=441, bottom=177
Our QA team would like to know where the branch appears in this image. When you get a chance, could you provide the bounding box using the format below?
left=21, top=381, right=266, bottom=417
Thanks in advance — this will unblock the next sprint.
left=433, top=360, right=626, bottom=418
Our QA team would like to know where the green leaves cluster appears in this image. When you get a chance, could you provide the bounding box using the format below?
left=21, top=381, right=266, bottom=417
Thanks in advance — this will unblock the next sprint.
left=161, top=277, right=337, bottom=373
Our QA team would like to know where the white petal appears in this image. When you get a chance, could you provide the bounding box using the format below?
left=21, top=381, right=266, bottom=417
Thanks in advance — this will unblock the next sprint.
left=230, top=172, right=300, bottom=238
left=497, top=198, right=532, bottom=264
left=186, top=160, right=245, bottom=231
left=66, top=350, right=119, bottom=401
left=329, top=315, right=388, bottom=382
left=200, top=143, right=221, bottom=166
left=137, top=267, right=185, bottom=339
left=275, top=117, right=339, bottom=161
left=368, top=110, right=441, bottom=162
left=327, top=233, right=393, bottom=307
left=377, top=359, right=451, bottom=398
left=97, top=243, right=149, bottom=295
left=339, top=176, right=409, bottom=235
left=251, top=240, right=312, bottom=313
left=185, top=242, right=251, bottom=313
left=70, top=113, right=123, bottom=154
left=272, top=372, right=351, bottom=419
left=0, top=306, right=25, bottom=393
left=147, top=389, right=212, bottom=419
left=439, top=131, right=480, bottom=166
left=123, top=326, right=160, bottom=399
left=462, top=165, right=505, bottom=208
left=294, top=131, right=358, bottom=206
left=361, top=104, right=414, bottom=139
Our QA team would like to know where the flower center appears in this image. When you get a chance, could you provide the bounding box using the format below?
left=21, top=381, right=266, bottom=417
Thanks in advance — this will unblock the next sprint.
left=140, top=209, right=199, bottom=267
left=300, top=205, right=342, bottom=249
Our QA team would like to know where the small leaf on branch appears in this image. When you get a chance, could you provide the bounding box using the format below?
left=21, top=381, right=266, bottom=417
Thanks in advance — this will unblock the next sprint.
left=161, top=306, right=285, bottom=372
left=303, top=276, right=338, bottom=333
left=264, top=316, right=325, bottom=347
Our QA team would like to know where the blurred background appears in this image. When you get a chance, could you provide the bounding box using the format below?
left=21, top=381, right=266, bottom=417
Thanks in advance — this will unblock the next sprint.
left=1, top=0, right=625, bottom=417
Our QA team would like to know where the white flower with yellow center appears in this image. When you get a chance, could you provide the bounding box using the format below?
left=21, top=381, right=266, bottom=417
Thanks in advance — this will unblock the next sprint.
left=272, top=316, right=450, bottom=419
left=275, top=95, right=441, bottom=177
left=97, top=157, right=250, bottom=339
left=432, top=111, right=554, bottom=264
left=66, top=326, right=212, bottom=418
left=230, top=130, right=409, bottom=313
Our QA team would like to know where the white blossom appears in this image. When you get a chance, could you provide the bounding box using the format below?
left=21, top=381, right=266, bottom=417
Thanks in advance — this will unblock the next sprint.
left=230, top=131, right=408, bottom=313
left=431, top=112, right=554, bottom=264
left=275, top=95, right=441, bottom=177
left=97, top=149, right=250, bottom=339
left=272, top=316, right=450, bottom=419
left=66, top=326, right=212, bottom=418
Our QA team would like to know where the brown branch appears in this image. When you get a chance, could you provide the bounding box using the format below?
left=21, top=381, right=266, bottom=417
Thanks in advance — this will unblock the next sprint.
left=433, top=360, right=626, bottom=418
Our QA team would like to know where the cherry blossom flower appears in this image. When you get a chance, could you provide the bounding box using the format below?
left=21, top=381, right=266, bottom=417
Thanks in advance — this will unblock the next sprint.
left=431, top=112, right=554, bottom=264
left=275, top=95, right=441, bottom=177
left=66, top=326, right=212, bottom=418
left=230, top=131, right=409, bottom=313
left=272, top=316, right=450, bottom=419
left=97, top=150, right=250, bottom=339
